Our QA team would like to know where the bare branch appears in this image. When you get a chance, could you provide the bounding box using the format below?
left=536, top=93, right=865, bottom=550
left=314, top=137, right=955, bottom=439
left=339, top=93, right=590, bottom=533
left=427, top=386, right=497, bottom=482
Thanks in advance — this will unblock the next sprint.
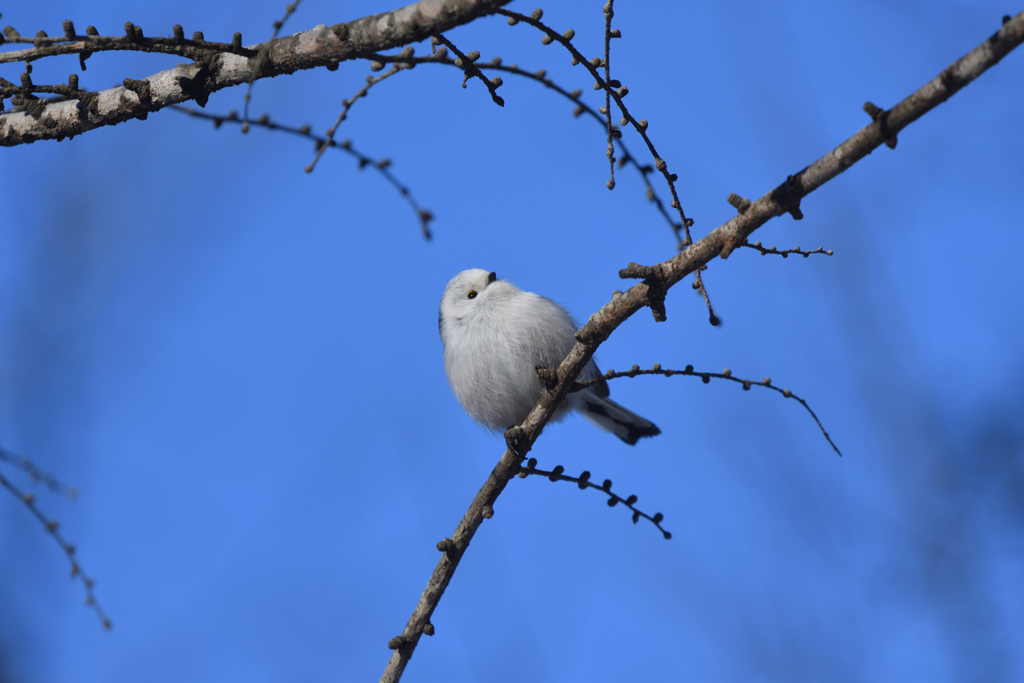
left=0, top=0, right=514, bottom=145
left=242, top=0, right=305, bottom=132
left=602, top=2, right=616, bottom=191
left=370, top=48, right=685, bottom=242
left=519, top=458, right=672, bottom=539
left=381, top=13, right=1024, bottom=679
left=0, top=445, right=79, bottom=499
left=571, top=364, right=841, bottom=456
left=172, top=105, right=433, bottom=238
left=0, top=465, right=111, bottom=629
left=0, top=25, right=257, bottom=65
left=741, top=240, right=834, bottom=258
left=497, top=7, right=695, bottom=246
left=430, top=33, right=504, bottom=105
left=306, top=56, right=412, bottom=174
left=692, top=269, right=720, bottom=326
left=499, top=5, right=724, bottom=325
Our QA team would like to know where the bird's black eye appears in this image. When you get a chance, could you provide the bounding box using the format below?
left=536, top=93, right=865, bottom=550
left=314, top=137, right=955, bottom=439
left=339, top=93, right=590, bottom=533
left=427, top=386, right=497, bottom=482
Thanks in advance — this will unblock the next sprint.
left=467, top=290, right=478, bottom=299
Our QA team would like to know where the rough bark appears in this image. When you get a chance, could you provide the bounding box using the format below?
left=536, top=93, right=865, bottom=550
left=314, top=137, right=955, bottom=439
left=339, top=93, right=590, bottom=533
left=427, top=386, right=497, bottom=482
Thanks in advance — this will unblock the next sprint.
left=0, top=0, right=512, bottom=145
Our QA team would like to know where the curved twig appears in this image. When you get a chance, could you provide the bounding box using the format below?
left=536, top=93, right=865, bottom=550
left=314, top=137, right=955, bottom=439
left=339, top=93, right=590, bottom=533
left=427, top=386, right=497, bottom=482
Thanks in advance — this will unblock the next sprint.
left=368, top=49, right=683, bottom=242
left=519, top=458, right=671, bottom=539
left=243, top=0, right=305, bottom=132
left=572, top=364, right=841, bottom=456
left=0, top=446, right=79, bottom=498
left=497, top=7, right=694, bottom=246
left=431, top=33, right=504, bottom=106
left=368, top=41, right=724, bottom=323
left=172, top=105, right=433, bottom=239
left=0, top=466, right=110, bottom=629
left=306, top=56, right=412, bottom=174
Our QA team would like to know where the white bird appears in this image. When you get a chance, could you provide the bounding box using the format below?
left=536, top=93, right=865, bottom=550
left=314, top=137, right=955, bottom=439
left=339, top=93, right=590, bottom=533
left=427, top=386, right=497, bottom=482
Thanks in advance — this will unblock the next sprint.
left=439, top=269, right=660, bottom=445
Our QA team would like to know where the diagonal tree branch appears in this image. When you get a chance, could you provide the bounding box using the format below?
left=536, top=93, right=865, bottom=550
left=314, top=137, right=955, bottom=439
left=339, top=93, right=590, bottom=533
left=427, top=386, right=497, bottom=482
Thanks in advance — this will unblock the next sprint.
left=0, top=0, right=513, bottom=146
left=379, top=12, right=1024, bottom=682
left=0, top=467, right=111, bottom=629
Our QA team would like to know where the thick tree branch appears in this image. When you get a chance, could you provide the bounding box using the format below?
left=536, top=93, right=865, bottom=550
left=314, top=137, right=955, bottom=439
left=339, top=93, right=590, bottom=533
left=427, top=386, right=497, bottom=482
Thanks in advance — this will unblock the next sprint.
left=0, top=0, right=512, bottom=145
left=380, top=12, right=1024, bottom=681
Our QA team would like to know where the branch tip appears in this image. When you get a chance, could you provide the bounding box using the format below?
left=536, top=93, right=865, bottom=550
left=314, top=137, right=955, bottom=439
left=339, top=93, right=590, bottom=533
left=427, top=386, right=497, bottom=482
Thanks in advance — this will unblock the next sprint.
left=523, top=461, right=671, bottom=537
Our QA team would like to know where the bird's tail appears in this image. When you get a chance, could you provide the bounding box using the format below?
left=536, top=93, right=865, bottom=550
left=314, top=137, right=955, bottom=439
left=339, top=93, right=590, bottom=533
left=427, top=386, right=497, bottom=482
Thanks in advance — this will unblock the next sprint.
left=579, top=395, right=660, bottom=445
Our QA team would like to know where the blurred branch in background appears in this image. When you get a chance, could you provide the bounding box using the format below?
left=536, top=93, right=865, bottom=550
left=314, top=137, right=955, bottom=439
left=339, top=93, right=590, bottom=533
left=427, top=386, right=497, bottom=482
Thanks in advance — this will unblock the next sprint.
left=0, top=448, right=110, bottom=629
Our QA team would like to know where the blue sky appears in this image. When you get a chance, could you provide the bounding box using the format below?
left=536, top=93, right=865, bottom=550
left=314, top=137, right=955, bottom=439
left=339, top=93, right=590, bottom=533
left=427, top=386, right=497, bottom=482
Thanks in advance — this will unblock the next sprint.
left=2, top=1, right=1023, bottom=681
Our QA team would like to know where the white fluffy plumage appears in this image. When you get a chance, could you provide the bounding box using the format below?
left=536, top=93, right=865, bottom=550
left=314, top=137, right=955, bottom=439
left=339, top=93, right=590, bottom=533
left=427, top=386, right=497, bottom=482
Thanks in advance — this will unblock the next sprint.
left=439, top=269, right=660, bottom=445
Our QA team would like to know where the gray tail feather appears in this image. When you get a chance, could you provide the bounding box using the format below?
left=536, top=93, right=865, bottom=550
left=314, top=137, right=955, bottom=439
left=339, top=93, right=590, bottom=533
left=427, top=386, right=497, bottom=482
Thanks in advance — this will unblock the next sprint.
left=579, top=396, right=660, bottom=445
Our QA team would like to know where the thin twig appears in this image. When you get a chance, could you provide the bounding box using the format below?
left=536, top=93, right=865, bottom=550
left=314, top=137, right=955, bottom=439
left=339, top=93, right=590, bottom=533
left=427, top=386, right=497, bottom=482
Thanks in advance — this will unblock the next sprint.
left=0, top=446, right=79, bottom=498
left=741, top=240, right=834, bottom=258
left=572, top=364, right=841, bottom=456
left=0, top=467, right=111, bottom=629
left=367, top=49, right=682, bottom=244
left=243, top=0, right=304, bottom=132
left=500, top=6, right=721, bottom=325
left=172, top=105, right=433, bottom=238
left=518, top=458, right=671, bottom=539
left=602, top=2, right=615, bottom=191
left=692, top=269, right=719, bottom=326
left=431, top=33, right=505, bottom=106
left=306, top=55, right=411, bottom=174
left=497, top=8, right=694, bottom=246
